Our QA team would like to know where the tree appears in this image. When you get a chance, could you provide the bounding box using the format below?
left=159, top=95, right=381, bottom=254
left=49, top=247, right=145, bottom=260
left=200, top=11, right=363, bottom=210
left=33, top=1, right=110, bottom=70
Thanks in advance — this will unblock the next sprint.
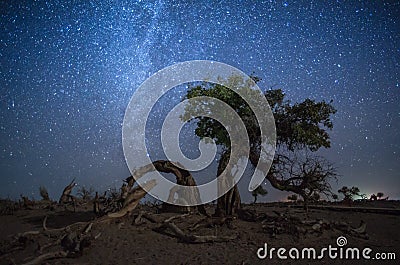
left=77, top=186, right=95, bottom=201
left=251, top=185, right=268, bottom=204
left=39, top=186, right=50, bottom=201
left=59, top=178, right=76, bottom=204
left=311, top=192, right=320, bottom=202
left=338, top=186, right=360, bottom=202
left=376, top=192, right=384, bottom=200
left=332, top=194, right=338, bottom=202
left=184, top=75, right=337, bottom=216
left=273, top=151, right=337, bottom=212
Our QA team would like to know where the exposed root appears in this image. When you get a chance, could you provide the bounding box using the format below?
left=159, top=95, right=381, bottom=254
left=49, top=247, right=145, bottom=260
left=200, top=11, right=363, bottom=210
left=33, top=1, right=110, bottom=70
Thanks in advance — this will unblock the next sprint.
left=37, top=238, right=62, bottom=254
left=164, top=213, right=190, bottom=223
left=22, top=251, right=68, bottom=265
left=259, top=210, right=369, bottom=240
left=154, top=213, right=236, bottom=243
left=159, top=222, right=236, bottom=243
left=190, top=216, right=232, bottom=231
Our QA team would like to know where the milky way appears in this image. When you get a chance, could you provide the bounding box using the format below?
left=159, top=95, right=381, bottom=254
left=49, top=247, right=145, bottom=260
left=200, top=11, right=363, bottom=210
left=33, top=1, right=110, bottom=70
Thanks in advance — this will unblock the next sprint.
left=1, top=0, right=399, bottom=201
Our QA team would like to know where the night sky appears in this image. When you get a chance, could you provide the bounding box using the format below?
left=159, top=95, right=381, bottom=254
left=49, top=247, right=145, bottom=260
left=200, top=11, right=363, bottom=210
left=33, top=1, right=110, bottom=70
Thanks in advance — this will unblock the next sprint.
left=1, top=0, right=399, bottom=202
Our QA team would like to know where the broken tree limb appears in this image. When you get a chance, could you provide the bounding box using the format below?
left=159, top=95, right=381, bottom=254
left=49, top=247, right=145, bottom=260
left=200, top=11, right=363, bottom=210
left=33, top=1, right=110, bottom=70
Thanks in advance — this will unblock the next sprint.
left=154, top=213, right=236, bottom=243
left=59, top=178, right=76, bottom=204
left=351, top=220, right=366, bottom=234
left=159, top=222, right=237, bottom=243
left=189, top=216, right=231, bottom=231
left=164, top=213, right=190, bottom=223
left=41, top=216, right=89, bottom=237
left=37, top=238, right=62, bottom=254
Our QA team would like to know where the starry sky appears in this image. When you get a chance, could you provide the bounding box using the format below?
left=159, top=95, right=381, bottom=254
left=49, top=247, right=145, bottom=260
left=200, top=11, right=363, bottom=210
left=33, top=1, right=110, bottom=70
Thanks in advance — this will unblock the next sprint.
left=1, top=0, right=399, bottom=202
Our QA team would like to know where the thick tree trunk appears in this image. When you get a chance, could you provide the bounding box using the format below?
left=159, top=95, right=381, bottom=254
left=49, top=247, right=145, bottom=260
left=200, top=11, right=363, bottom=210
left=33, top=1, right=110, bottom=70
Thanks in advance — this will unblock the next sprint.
left=214, top=151, right=241, bottom=217
left=132, top=160, right=208, bottom=216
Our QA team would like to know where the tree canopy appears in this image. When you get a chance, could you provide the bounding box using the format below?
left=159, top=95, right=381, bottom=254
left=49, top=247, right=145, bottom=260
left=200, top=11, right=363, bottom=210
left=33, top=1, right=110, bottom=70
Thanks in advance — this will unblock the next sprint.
left=183, top=75, right=337, bottom=215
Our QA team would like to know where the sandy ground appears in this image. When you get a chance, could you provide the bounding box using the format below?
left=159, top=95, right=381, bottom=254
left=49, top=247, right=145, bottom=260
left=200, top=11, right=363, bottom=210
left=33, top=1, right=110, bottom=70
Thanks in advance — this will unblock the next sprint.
left=0, top=201, right=399, bottom=265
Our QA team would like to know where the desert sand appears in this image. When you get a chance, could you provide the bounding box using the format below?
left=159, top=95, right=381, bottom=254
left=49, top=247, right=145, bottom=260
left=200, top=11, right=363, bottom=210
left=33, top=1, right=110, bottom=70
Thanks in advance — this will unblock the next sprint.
left=1, top=200, right=399, bottom=265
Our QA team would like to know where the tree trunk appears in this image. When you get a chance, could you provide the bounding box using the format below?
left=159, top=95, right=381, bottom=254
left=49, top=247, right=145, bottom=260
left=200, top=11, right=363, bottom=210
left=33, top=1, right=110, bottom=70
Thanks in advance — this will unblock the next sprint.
left=253, top=195, right=257, bottom=204
left=132, top=160, right=208, bottom=216
left=303, top=196, right=309, bottom=215
left=214, top=151, right=241, bottom=217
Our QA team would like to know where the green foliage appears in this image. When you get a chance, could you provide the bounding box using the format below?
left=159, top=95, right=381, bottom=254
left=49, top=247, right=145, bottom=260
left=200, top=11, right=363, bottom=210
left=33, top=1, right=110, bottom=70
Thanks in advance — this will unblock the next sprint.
left=376, top=192, right=384, bottom=199
left=280, top=98, right=336, bottom=151
left=183, top=74, right=337, bottom=206
left=252, top=185, right=268, bottom=197
left=183, top=75, right=263, bottom=151
left=184, top=75, right=337, bottom=157
left=251, top=185, right=268, bottom=203
left=338, top=186, right=360, bottom=201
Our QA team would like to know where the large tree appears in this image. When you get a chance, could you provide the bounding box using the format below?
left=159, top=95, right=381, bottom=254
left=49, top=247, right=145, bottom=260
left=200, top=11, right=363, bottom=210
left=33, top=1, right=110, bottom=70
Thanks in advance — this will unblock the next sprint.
left=183, top=75, right=336, bottom=216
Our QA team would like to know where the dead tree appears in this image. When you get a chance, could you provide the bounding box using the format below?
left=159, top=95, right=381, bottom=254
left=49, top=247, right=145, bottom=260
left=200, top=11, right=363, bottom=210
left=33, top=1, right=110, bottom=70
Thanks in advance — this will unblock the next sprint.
left=39, top=186, right=50, bottom=201
left=93, top=192, right=100, bottom=215
left=20, top=195, right=35, bottom=209
left=108, top=179, right=157, bottom=218
left=263, top=151, right=337, bottom=214
left=8, top=179, right=157, bottom=264
left=59, top=178, right=76, bottom=204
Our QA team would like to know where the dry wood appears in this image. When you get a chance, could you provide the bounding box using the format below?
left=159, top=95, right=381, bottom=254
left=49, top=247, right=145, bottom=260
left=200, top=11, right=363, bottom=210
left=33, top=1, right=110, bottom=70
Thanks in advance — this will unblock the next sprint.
left=164, top=213, right=190, bottom=223
left=259, top=211, right=369, bottom=240
left=215, top=152, right=241, bottom=217
left=7, top=176, right=158, bottom=264
left=161, top=222, right=236, bottom=243
left=37, top=238, right=62, bottom=254
left=131, top=160, right=208, bottom=216
left=141, top=212, right=159, bottom=223
left=21, top=250, right=68, bottom=265
left=134, top=211, right=144, bottom=225
left=42, top=215, right=89, bottom=236
left=59, top=178, right=76, bottom=204
left=108, top=179, right=157, bottom=218
left=189, top=216, right=230, bottom=231
left=154, top=213, right=236, bottom=243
